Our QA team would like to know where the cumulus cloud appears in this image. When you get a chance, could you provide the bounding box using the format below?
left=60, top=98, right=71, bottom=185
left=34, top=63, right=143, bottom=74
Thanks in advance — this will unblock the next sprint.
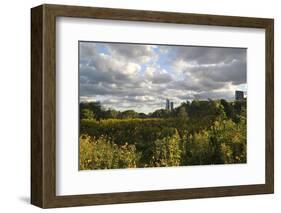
left=79, top=42, right=246, bottom=113
left=106, top=43, right=157, bottom=64
left=171, top=46, right=246, bottom=65
left=145, top=66, right=173, bottom=84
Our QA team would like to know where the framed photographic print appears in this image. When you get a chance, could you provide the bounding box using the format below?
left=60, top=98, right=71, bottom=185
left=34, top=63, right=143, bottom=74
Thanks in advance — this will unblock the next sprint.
left=31, top=4, right=274, bottom=208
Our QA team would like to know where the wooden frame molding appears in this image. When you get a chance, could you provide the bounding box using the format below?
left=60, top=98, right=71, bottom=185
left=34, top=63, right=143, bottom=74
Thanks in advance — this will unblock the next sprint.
left=31, top=4, right=274, bottom=208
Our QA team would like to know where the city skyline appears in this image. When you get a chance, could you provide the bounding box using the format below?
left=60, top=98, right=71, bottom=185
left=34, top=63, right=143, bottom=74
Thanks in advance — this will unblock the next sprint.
left=79, top=42, right=247, bottom=113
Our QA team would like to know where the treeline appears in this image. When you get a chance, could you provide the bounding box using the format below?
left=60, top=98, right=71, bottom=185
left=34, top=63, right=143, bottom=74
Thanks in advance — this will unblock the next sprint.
left=80, top=102, right=147, bottom=120
left=80, top=99, right=245, bottom=121
left=79, top=99, right=246, bottom=170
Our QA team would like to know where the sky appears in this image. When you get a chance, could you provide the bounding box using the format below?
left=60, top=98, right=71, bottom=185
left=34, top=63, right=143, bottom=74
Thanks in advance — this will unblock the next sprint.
left=79, top=42, right=247, bottom=113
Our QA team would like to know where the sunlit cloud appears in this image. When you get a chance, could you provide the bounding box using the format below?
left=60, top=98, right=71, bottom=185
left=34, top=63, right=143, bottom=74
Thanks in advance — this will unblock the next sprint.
left=79, top=42, right=246, bottom=113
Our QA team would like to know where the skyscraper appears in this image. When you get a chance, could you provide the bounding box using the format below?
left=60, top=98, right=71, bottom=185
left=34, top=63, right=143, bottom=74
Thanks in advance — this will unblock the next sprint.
left=166, top=99, right=170, bottom=110
left=170, top=102, right=174, bottom=111
left=235, top=90, right=244, bottom=101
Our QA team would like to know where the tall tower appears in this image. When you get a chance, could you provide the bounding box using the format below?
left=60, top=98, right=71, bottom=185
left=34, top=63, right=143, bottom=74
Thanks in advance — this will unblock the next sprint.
left=235, top=91, right=244, bottom=101
left=166, top=99, right=170, bottom=110
left=170, top=102, right=174, bottom=111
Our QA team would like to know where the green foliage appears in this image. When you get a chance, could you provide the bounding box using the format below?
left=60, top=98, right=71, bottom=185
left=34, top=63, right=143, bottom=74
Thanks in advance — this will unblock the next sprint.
left=119, top=110, right=139, bottom=119
left=149, top=131, right=181, bottom=167
left=79, top=99, right=247, bottom=170
left=80, top=118, right=177, bottom=147
left=80, top=101, right=104, bottom=120
left=80, top=109, right=95, bottom=120
left=104, top=109, right=119, bottom=119
left=176, top=106, right=189, bottom=137
left=210, top=118, right=246, bottom=164
left=151, top=109, right=171, bottom=118
left=79, top=134, right=139, bottom=170
left=185, top=130, right=211, bottom=165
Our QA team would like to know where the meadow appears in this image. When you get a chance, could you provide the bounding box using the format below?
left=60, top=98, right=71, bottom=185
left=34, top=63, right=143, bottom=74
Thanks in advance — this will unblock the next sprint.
left=79, top=99, right=246, bottom=170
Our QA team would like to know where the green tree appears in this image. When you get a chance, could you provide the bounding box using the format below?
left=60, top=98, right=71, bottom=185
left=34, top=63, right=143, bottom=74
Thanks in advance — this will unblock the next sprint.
left=104, top=109, right=119, bottom=119
left=209, top=119, right=246, bottom=164
left=176, top=106, right=189, bottom=138
left=79, top=135, right=139, bottom=170
left=220, top=99, right=234, bottom=119
left=151, top=109, right=170, bottom=118
left=80, top=101, right=104, bottom=120
left=149, top=131, right=181, bottom=167
left=120, top=110, right=138, bottom=119
left=185, top=130, right=211, bottom=165
left=81, top=109, right=94, bottom=120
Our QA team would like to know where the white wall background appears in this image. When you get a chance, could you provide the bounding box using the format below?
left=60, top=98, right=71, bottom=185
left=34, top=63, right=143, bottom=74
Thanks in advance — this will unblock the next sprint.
left=0, top=0, right=279, bottom=212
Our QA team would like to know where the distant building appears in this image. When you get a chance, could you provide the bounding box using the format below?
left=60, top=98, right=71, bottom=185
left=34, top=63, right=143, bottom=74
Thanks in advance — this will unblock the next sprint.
left=235, top=90, right=244, bottom=101
left=166, top=99, right=170, bottom=110
left=170, top=102, right=174, bottom=111
left=165, top=99, right=174, bottom=111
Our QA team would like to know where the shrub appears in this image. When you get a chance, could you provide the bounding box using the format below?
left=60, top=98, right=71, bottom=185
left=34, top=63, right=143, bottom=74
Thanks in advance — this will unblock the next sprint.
left=149, top=131, right=181, bottom=167
left=79, top=134, right=139, bottom=170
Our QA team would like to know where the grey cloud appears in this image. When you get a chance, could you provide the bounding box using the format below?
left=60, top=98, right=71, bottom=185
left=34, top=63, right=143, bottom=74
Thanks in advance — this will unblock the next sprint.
left=81, top=83, right=142, bottom=97
left=194, top=90, right=234, bottom=100
left=99, top=95, right=163, bottom=111
left=106, top=43, right=156, bottom=63
left=152, top=74, right=173, bottom=84
left=169, top=75, right=228, bottom=92
left=80, top=64, right=132, bottom=85
left=185, top=60, right=246, bottom=85
left=173, top=46, right=246, bottom=65
left=79, top=42, right=97, bottom=62
left=147, top=71, right=173, bottom=84
left=79, top=42, right=246, bottom=113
